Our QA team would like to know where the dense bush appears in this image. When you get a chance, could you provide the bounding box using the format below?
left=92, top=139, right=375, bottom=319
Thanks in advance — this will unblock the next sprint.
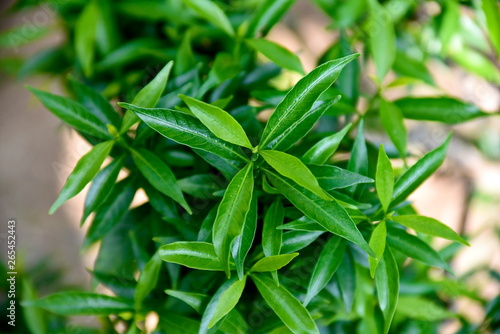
left=4, top=0, right=500, bottom=333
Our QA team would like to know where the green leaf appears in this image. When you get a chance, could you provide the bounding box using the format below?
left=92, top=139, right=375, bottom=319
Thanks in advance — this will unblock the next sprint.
left=387, top=226, right=452, bottom=272
left=263, top=97, right=340, bottom=152
left=135, top=251, right=162, bottom=309
left=481, top=0, right=500, bottom=55
left=49, top=140, right=114, bottom=214
left=366, top=0, right=396, bottom=82
left=118, top=103, right=248, bottom=162
left=246, top=38, right=304, bottom=74
left=260, top=150, right=331, bottom=200
left=336, top=249, right=356, bottom=312
left=82, top=155, right=124, bottom=224
left=278, top=217, right=326, bottom=232
left=252, top=273, right=319, bottom=334
left=250, top=253, right=299, bottom=272
left=158, top=313, right=201, bottom=334
left=234, top=193, right=258, bottom=279
left=347, top=119, right=368, bottom=194
left=159, top=241, right=224, bottom=271
left=262, top=199, right=285, bottom=257
left=27, top=86, right=111, bottom=139
left=309, top=164, right=374, bottom=190
left=180, top=94, right=252, bottom=148
left=369, top=220, right=387, bottom=278
left=178, top=174, right=221, bottom=199
left=175, top=31, right=196, bottom=76
left=375, top=246, right=399, bottom=334
left=75, top=0, right=97, bottom=77
left=391, top=215, right=469, bottom=246
left=304, top=236, right=346, bottom=306
left=24, top=292, right=133, bottom=316
left=131, top=148, right=191, bottom=213
left=260, top=54, right=359, bottom=149
left=206, top=277, right=246, bottom=329
left=376, top=145, right=394, bottom=213
left=281, top=231, right=324, bottom=254
left=396, top=296, right=455, bottom=321
left=265, top=170, right=374, bottom=256
left=83, top=178, right=136, bottom=250
left=120, top=61, right=173, bottom=133
left=69, top=77, right=121, bottom=128
left=379, top=99, right=407, bottom=159
left=391, top=134, right=451, bottom=207
left=213, top=163, right=254, bottom=277
left=392, top=49, right=434, bottom=86
left=165, top=290, right=208, bottom=313
left=394, top=97, right=490, bottom=124
left=302, top=124, right=351, bottom=164
left=21, top=279, right=47, bottom=334
left=183, top=0, right=234, bottom=36
left=246, top=0, right=295, bottom=37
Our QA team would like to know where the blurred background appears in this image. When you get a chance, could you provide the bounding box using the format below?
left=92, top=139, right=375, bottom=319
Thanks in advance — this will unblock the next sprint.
left=1, top=0, right=499, bottom=332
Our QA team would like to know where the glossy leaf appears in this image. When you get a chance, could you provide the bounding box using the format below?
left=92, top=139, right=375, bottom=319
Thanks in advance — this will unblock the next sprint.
left=347, top=119, right=368, bottom=194
left=135, top=251, right=162, bottom=309
left=74, top=1, right=97, bottom=77
left=278, top=216, right=326, bottom=232
left=336, top=249, right=356, bottom=313
left=81, top=155, right=124, bottom=224
left=165, top=290, right=207, bottom=313
left=27, top=86, right=111, bottom=139
left=260, top=150, right=331, bottom=200
left=304, top=236, right=346, bottom=306
left=49, top=140, right=114, bottom=214
left=265, top=169, right=374, bottom=256
left=246, top=0, right=295, bottom=37
left=396, top=296, right=455, bottom=321
left=376, top=145, right=394, bottom=213
left=379, top=99, right=407, bottom=158
left=178, top=174, right=221, bottom=199
left=246, top=38, right=304, bottom=74
left=369, top=220, right=387, bottom=278
left=252, top=273, right=319, bottom=334
left=391, top=134, right=451, bottom=206
left=183, top=0, right=234, bottom=36
left=131, top=148, right=191, bottom=213
left=281, top=231, right=324, bottom=254
left=24, top=292, right=133, bottom=316
left=309, top=164, right=374, bottom=190
left=394, top=97, right=489, bottom=124
left=260, top=54, right=359, bottom=149
left=375, top=246, right=399, bottom=334
left=391, top=215, right=469, bottom=246
left=121, top=61, right=173, bottom=133
left=262, top=199, right=285, bottom=257
left=302, top=123, right=351, bottom=164
left=387, top=226, right=451, bottom=272
left=207, top=277, right=246, bottom=329
left=159, top=241, right=224, bottom=271
left=250, top=253, right=298, bottom=272
left=118, top=103, right=248, bottom=162
left=180, top=94, right=253, bottom=148
left=213, top=163, right=254, bottom=276
left=234, top=193, right=258, bottom=279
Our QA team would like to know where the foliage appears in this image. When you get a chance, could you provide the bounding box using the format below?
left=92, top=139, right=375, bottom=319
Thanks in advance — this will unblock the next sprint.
left=4, top=0, right=500, bottom=333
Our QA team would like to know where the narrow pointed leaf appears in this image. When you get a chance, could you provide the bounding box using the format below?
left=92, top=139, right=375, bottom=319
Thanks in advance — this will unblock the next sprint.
left=252, top=273, right=319, bottom=334
left=481, top=0, right=500, bottom=55
left=376, top=145, right=393, bottom=213
left=131, top=148, right=191, bottom=213
left=302, top=123, right=351, bottom=164
left=304, top=236, right=346, bottom=306
left=347, top=119, right=368, bottom=194
left=309, top=164, right=374, bottom=190
left=336, top=249, right=356, bottom=313
left=183, top=0, right=234, bottom=36
left=159, top=242, right=224, bottom=271
left=50, top=140, right=114, bottom=214
left=281, top=231, right=324, bottom=254
left=391, top=215, right=469, bottom=246
left=278, top=217, right=326, bottom=232
left=375, top=246, right=399, bottom=334
left=118, top=103, right=248, bottom=162
left=120, top=61, right=173, bottom=133
left=199, top=277, right=240, bottom=333
left=265, top=170, right=374, bottom=256
left=75, top=1, right=97, bottom=77
left=387, top=226, right=452, bottom=272
left=380, top=99, right=407, bottom=158
left=261, top=150, right=331, bottom=200
left=180, top=94, right=252, bottom=148
left=260, top=54, right=359, bottom=149
left=391, top=134, right=451, bottom=206
left=24, top=292, right=133, bottom=316
left=27, top=86, right=111, bottom=139
left=207, top=277, right=246, bottom=329
left=367, top=0, right=395, bottom=81
left=246, top=0, right=295, bottom=37
left=234, top=193, right=258, bottom=279
left=165, top=290, right=208, bottom=313
left=262, top=199, right=284, bottom=257
left=213, top=163, right=254, bottom=276
left=250, top=253, right=299, bottom=272
left=369, top=220, right=387, bottom=278
left=246, top=38, right=304, bottom=74
left=135, top=251, right=162, bottom=309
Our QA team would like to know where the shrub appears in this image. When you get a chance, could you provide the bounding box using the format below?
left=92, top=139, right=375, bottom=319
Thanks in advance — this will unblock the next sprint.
left=7, top=0, right=499, bottom=333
